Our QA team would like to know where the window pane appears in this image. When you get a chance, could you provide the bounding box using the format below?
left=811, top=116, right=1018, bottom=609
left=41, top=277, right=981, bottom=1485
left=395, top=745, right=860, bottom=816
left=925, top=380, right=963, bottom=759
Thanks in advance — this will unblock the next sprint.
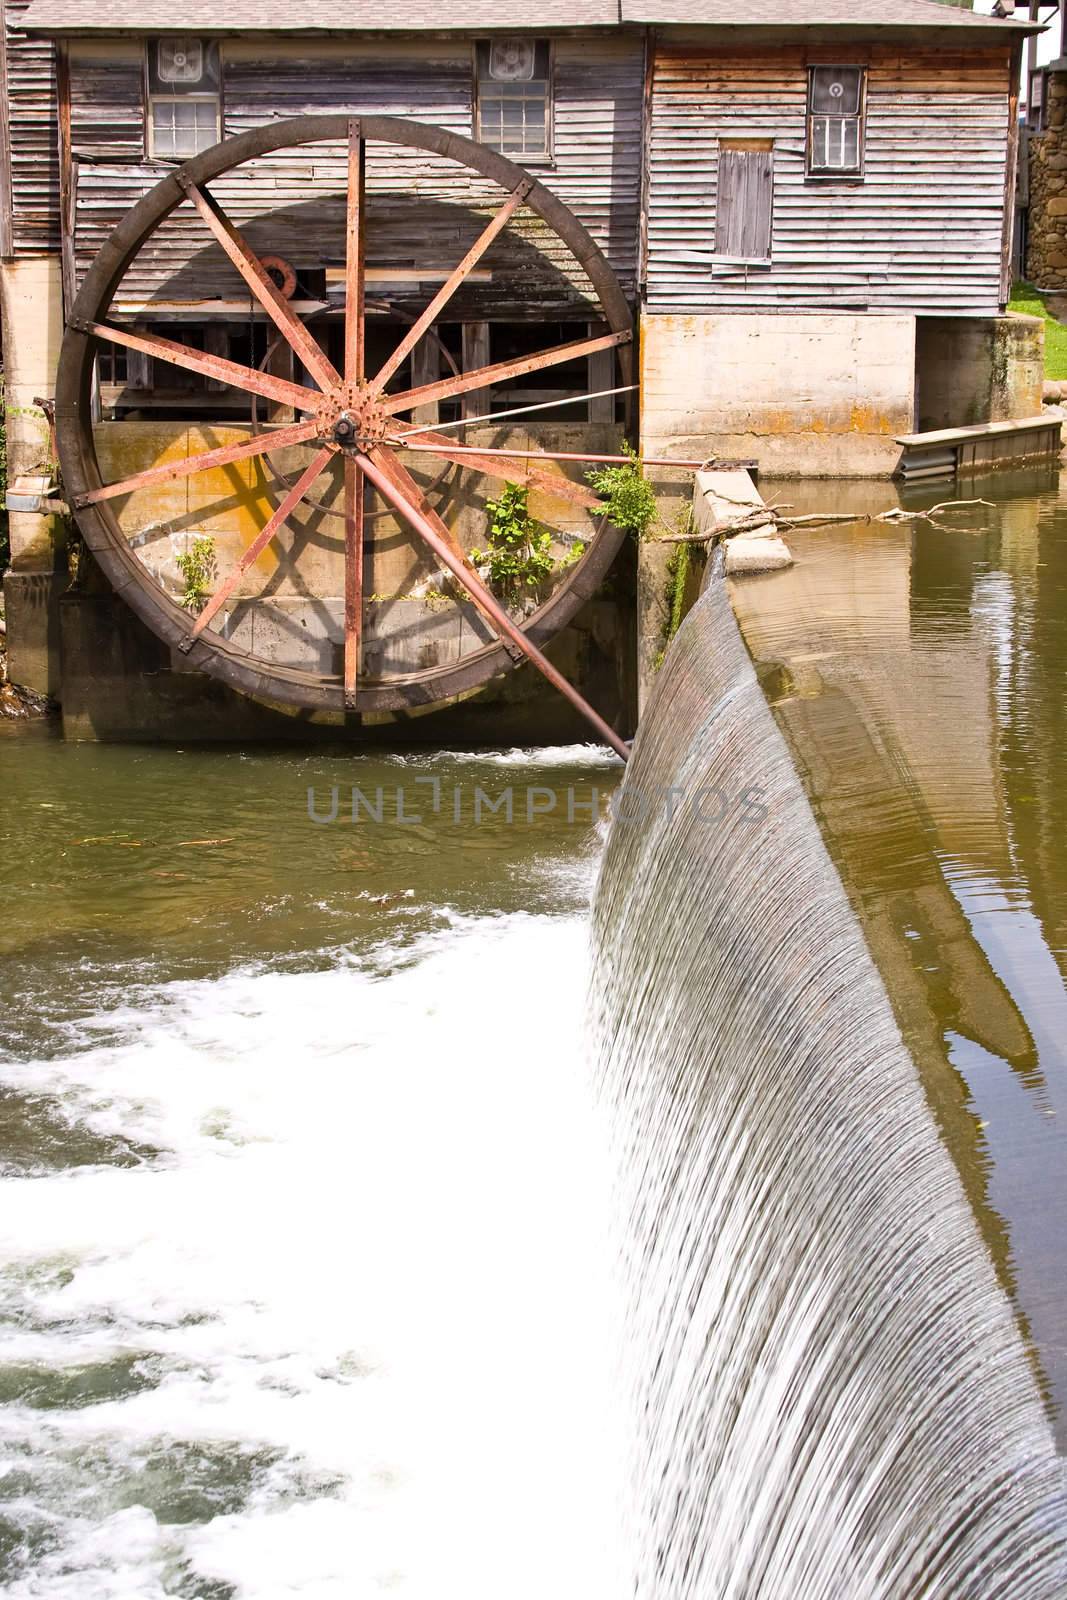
left=809, top=115, right=860, bottom=173
left=810, top=66, right=862, bottom=118
left=151, top=97, right=218, bottom=157
left=478, top=75, right=549, bottom=156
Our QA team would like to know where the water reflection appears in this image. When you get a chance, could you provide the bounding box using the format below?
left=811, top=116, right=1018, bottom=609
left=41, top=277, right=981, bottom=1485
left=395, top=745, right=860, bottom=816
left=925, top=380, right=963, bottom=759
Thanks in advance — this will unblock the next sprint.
left=733, top=474, right=1067, bottom=1446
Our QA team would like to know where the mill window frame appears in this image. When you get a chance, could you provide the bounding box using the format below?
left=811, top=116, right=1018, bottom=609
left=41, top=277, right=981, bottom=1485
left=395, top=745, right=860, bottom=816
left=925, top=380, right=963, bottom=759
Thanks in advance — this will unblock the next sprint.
left=806, top=65, right=866, bottom=180
left=144, top=37, right=223, bottom=161
left=474, top=39, right=554, bottom=164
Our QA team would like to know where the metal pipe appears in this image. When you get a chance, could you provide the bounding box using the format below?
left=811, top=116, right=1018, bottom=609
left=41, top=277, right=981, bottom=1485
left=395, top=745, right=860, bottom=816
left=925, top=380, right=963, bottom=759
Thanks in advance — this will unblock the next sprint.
left=396, top=383, right=637, bottom=438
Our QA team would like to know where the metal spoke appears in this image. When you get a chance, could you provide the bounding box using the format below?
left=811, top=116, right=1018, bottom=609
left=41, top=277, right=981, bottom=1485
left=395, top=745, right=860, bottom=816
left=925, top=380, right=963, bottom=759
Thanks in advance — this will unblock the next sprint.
left=382, top=328, right=632, bottom=416
left=396, top=431, right=601, bottom=511
left=368, top=443, right=469, bottom=565
left=344, top=120, right=366, bottom=388
left=357, top=446, right=629, bottom=760
left=188, top=446, right=335, bottom=640
left=180, top=178, right=342, bottom=394
left=80, top=320, right=322, bottom=413
left=372, top=180, right=533, bottom=392
left=74, top=419, right=324, bottom=508
left=343, top=455, right=364, bottom=704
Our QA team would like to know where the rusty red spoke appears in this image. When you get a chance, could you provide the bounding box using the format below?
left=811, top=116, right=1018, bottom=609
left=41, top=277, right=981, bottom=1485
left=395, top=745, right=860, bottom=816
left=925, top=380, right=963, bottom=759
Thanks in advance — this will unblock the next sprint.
left=81, top=321, right=323, bottom=413
left=344, top=120, right=366, bottom=389
left=179, top=179, right=341, bottom=394
left=372, top=180, right=533, bottom=392
left=189, top=446, right=335, bottom=639
left=382, top=328, right=632, bottom=417
left=75, top=419, right=324, bottom=508
left=396, top=431, right=601, bottom=512
left=358, top=446, right=629, bottom=760
left=368, top=443, right=469, bottom=564
left=343, top=455, right=364, bottom=704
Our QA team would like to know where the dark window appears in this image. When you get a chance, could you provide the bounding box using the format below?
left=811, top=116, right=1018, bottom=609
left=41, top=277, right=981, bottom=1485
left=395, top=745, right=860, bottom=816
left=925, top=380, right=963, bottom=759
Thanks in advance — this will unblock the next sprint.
left=146, top=38, right=221, bottom=159
left=475, top=40, right=551, bottom=160
left=807, top=66, right=865, bottom=177
left=714, top=141, right=774, bottom=262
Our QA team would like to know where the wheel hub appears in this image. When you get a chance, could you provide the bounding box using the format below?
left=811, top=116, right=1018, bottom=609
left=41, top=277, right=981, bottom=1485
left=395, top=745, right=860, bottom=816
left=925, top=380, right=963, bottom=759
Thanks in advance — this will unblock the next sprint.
left=323, top=389, right=389, bottom=451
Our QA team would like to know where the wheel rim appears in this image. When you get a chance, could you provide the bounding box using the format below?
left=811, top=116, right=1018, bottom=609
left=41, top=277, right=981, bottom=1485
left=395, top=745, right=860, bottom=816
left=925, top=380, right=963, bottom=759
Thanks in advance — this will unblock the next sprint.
left=55, top=114, right=634, bottom=717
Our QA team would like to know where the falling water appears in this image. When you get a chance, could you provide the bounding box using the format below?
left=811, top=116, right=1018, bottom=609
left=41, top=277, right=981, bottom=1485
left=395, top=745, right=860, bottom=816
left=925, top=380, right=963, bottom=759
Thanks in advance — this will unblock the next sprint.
left=592, top=562, right=1067, bottom=1599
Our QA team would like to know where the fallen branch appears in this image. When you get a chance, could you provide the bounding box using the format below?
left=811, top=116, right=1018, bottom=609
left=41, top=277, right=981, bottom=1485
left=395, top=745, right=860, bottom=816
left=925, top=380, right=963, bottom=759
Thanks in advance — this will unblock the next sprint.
left=659, top=497, right=998, bottom=545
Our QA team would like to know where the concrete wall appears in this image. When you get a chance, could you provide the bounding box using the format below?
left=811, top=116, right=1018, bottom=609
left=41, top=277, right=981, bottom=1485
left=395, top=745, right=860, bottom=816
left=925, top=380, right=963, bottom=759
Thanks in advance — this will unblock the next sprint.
left=639, top=313, right=917, bottom=479
left=915, top=315, right=1045, bottom=432
left=1, top=255, right=66, bottom=694
left=58, top=555, right=634, bottom=745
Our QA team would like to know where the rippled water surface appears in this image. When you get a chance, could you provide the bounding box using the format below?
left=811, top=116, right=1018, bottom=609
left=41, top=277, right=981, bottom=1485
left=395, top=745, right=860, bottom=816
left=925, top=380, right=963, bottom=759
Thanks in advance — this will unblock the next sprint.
left=0, top=737, right=624, bottom=1598
left=733, top=474, right=1067, bottom=1449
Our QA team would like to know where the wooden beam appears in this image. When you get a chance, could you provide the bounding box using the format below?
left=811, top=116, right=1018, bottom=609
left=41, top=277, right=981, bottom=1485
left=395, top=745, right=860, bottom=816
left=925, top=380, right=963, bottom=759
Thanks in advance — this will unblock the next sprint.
left=56, top=43, right=77, bottom=315
left=386, top=329, right=631, bottom=417
left=461, top=322, right=491, bottom=421
left=344, top=120, right=366, bottom=388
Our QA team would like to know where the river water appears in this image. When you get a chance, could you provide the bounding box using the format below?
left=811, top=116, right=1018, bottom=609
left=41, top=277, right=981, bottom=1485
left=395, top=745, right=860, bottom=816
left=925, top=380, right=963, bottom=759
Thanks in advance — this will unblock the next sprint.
left=2, top=469, right=1066, bottom=1596
left=0, top=738, right=625, bottom=1599
left=732, top=470, right=1067, bottom=1453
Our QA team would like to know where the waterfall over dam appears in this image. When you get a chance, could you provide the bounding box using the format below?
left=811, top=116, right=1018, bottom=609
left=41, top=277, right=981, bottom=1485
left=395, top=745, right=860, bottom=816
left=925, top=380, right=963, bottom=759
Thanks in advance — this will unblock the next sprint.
left=591, top=564, right=1067, bottom=1599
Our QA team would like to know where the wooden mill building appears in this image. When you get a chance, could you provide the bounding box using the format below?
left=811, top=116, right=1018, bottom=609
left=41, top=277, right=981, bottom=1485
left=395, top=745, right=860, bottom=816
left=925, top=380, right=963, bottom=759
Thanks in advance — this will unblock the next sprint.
left=0, top=0, right=1044, bottom=740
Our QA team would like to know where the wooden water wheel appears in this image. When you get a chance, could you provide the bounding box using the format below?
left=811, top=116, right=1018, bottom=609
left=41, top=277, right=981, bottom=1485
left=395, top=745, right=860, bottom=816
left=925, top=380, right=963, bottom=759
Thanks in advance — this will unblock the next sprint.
left=54, top=114, right=636, bottom=756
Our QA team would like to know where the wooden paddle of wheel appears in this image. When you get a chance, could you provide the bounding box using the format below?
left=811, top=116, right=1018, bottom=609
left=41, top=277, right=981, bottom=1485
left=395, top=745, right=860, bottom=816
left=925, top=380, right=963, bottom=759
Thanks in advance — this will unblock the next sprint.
left=54, top=115, right=639, bottom=757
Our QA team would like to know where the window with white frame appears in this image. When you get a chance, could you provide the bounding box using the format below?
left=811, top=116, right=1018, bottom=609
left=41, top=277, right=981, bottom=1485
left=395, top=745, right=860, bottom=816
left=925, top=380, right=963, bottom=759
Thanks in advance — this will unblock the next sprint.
left=475, top=39, right=552, bottom=160
left=146, top=38, right=221, bottom=159
left=807, top=65, right=865, bottom=177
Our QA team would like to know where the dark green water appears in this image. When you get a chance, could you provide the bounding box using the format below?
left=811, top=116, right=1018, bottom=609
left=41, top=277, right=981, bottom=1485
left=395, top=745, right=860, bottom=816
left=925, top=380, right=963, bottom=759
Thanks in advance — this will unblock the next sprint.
left=733, top=473, right=1067, bottom=1449
left=0, top=736, right=624, bottom=1596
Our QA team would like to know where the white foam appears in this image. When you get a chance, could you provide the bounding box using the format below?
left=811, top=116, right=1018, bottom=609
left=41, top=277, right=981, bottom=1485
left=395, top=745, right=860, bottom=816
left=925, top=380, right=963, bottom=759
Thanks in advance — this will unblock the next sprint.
left=381, top=743, right=624, bottom=768
left=0, top=915, right=624, bottom=1600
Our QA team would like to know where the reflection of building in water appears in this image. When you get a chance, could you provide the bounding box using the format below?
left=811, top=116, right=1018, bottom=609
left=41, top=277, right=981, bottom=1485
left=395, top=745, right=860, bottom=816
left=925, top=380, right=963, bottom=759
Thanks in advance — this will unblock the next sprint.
left=730, top=499, right=1067, bottom=1440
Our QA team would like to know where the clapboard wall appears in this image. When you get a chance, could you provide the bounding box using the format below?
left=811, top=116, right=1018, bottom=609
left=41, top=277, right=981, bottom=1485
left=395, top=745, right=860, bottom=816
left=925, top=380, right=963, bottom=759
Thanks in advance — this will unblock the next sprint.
left=644, top=37, right=1014, bottom=317
left=62, top=33, right=643, bottom=321
left=0, top=0, right=59, bottom=255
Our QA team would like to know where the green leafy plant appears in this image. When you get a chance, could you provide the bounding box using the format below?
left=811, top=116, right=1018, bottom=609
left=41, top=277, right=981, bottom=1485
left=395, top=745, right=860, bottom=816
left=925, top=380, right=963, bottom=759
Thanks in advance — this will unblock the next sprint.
left=471, top=482, right=555, bottom=599
left=586, top=442, right=658, bottom=540
left=651, top=512, right=695, bottom=672
left=175, top=535, right=217, bottom=612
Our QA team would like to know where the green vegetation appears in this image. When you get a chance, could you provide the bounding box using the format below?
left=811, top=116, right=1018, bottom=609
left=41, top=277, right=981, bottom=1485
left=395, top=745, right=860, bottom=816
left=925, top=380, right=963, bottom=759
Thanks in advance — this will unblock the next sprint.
left=471, top=482, right=555, bottom=598
left=651, top=512, right=695, bottom=672
left=586, top=443, right=658, bottom=540
left=1009, top=281, right=1067, bottom=380
left=175, top=535, right=217, bottom=612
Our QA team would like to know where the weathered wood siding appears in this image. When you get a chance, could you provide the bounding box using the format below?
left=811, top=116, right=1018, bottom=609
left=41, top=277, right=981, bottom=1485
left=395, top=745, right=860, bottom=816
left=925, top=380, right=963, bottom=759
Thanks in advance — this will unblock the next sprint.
left=2, top=0, right=58, bottom=254
left=65, top=33, right=642, bottom=319
left=646, top=40, right=1013, bottom=316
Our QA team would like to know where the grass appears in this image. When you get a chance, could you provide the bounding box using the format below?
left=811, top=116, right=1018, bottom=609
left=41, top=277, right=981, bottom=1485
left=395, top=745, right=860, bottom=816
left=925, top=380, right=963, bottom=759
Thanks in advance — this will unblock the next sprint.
left=1009, top=280, right=1067, bottom=380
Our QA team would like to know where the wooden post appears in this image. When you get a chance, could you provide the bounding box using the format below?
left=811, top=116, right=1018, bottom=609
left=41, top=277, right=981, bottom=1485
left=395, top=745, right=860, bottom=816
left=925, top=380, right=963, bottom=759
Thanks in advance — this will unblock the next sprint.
left=588, top=322, right=615, bottom=422
left=410, top=337, right=440, bottom=427
left=1003, top=38, right=1023, bottom=308
left=263, top=331, right=295, bottom=422
left=204, top=324, right=230, bottom=395
left=56, top=43, right=77, bottom=317
left=461, top=322, right=491, bottom=420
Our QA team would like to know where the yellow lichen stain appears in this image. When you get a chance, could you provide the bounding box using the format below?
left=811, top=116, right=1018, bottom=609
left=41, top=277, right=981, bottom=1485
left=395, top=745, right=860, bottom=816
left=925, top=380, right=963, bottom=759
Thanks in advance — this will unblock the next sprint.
left=848, top=406, right=896, bottom=435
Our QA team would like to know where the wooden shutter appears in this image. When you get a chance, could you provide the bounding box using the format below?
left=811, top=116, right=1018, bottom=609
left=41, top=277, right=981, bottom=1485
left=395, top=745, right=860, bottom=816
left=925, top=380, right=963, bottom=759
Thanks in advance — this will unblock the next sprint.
left=714, top=141, right=774, bottom=262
